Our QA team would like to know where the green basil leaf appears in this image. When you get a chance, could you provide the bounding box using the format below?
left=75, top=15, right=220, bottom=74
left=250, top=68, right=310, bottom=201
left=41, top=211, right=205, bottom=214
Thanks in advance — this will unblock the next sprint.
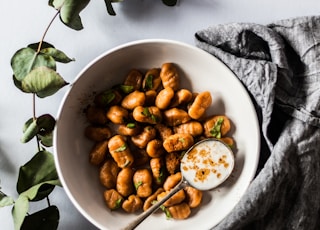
left=17, top=151, right=60, bottom=198
left=142, top=107, right=151, bottom=117
left=209, top=117, right=224, bottom=138
left=12, top=180, right=61, bottom=230
left=21, top=66, right=68, bottom=98
left=94, top=90, right=116, bottom=107
left=21, top=205, right=59, bottom=230
left=134, top=181, right=143, bottom=190
left=126, top=123, right=136, bottom=129
left=115, top=144, right=127, bottom=152
left=144, top=74, right=153, bottom=90
left=49, top=0, right=90, bottom=30
left=120, top=85, right=134, bottom=94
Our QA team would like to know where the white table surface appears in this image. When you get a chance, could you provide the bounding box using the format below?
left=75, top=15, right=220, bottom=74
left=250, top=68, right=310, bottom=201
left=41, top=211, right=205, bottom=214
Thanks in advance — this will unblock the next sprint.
left=0, top=0, right=319, bottom=229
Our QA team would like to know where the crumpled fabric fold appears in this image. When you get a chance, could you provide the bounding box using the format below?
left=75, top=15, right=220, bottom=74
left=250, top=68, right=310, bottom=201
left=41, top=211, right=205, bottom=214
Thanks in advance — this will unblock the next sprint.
left=195, top=16, right=320, bottom=230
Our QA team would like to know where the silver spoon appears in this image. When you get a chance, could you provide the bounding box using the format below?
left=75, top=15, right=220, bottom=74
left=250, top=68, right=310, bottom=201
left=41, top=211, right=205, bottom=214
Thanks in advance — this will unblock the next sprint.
left=122, top=138, right=235, bottom=230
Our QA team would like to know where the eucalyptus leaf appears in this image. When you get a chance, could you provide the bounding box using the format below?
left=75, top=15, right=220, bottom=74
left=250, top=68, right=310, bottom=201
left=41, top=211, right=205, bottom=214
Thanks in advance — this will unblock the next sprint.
left=162, top=0, right=178, bottom=6
left=21, top=66, right=68, bottom=98
left=28, top=41, right=55, bottom=51
left=37, top=114, right=56, bottom=135
left=11, top=48, right=56, bottom=82
left=21, top=118, right=38, bottom=143
left=40, top=47, right=75, bottom=63
left=12, top=180, right=61, bottom=230
left=17, top=151, right=60, bottom=198
left=49, top=0, right=90, bottom=30
left=0, top=191, right=14, bottom=207
left=21, top=205, right=59, bottom=230
left=38, top=132, right=53, bottom=147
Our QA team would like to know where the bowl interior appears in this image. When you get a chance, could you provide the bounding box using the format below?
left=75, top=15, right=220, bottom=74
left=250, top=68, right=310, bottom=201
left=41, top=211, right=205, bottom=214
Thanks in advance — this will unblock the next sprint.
left=54, top=39, right=260, bottom=230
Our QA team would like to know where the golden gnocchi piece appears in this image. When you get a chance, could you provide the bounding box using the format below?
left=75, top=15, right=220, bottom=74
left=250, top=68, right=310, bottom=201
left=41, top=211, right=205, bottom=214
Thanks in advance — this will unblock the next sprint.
left=154, top=123, right=173, bottom=141
left=163, top=133, right=194, bottom=153
left=118, top=123, right=142, bottom=136
left=132, top=106, right=162, bottom=124
left=150, top=157, right=166, bottom=185
left=122, top=195, right=143, bottom=213
left=133, top=169, right=153, bottom=198
left=106, top=105, right=129, bottom=124
left=116, top=167, right=134, bottom=197
left=163, top=172, right=182, bottom=191
left=89, top=140, right=109, bottom=166
left=99, top=159, right=120, bottom=189
left=188, top=91, right=212, bottom=120
left=203, top=115, right=231, bottom=138
left=143, top=188, right=164, bottom=211
left=131, top=126, right=157, bottom=149
left=155, top=87, right=175, bottom=110
left=163, top=108, right=190, bottom=126
left=84, top=125, right=112, bottom=142
left=160, top=63, right=180, bottom=90
left=168, top=202, right=191, bottom=220
left=157, top=189, right=185, bottom=207
left=170, top=89, right=193, bottom=108
left=184, top=186, right=203, bottom=208
left=121, top=90, right=146, bottom=110
left=103, top=189, right=124, bottom=210
left=143, top=68, right=162, bottom=91
left=173, top=121, right=203, bottom=137
left=108, top=135, right=134, bottom=168
left=85, top=105, right=108, bottom=125
left=146, top=139, right=165, bottom=158
left=123, top=69, right=143, bottom=91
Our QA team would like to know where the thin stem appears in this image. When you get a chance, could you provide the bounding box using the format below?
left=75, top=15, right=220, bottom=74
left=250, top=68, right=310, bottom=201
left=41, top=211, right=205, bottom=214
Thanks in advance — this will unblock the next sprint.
left=37, top=10, right=60, bottom=52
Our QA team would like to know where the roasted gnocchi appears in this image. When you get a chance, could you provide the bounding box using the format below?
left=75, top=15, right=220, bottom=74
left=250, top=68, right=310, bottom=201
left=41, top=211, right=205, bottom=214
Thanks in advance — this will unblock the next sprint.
left=84, top=63, right=235, bottom=220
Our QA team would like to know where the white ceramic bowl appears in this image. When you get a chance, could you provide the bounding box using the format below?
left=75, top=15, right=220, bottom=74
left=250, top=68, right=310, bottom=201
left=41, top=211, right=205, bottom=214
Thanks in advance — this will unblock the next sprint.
left=54, top=39, right=260, bottom=230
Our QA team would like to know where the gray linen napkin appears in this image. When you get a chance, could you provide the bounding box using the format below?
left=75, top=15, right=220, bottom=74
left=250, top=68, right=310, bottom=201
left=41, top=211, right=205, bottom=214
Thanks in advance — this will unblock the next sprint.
left=195, top=16, right=320, bottom=230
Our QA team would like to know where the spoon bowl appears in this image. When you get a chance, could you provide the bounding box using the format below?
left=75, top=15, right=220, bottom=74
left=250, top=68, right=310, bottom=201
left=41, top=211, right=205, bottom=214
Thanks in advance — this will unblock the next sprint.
left=122, top=138, right=235, bottom=230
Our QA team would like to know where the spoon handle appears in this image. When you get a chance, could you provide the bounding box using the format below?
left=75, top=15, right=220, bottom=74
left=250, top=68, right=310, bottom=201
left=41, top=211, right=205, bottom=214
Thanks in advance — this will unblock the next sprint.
left=122, top=180, right=188, bottom=230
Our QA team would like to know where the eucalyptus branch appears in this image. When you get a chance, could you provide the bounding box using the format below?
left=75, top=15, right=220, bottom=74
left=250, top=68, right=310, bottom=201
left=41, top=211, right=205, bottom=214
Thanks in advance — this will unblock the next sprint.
left=2, top=1, right=178, bottom=229
left=37, top=11, right=60, bottom=53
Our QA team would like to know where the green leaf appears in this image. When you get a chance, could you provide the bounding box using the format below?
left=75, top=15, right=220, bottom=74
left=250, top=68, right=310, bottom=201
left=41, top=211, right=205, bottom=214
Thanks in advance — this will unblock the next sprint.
left=0, top=191, right=14, bottom=207
left=120, top=85, right=134, bottom=94
left=126, top=123, right=136, bottom=129
left=134, top=181, right=143, bottom=190
left=144, top=74, right=153, bottom=91
left=37, top=114, right=56, bottom=136
left=38, top=132, right=53, bottom=147
left=17, top=151, right=60, bottom=200
left=209, top=117, right=224, bottom=138
left=21, top=206, right=59, bottom=230
left=21, top=66, right=68, bottom=98
left=28, top=41, right=55, bottom=51
left=40, top=47, right=75, bottom=63
left=49, top=0, right=90, bottom=30
left=115, top=144, right=127, bottom=152
left=12, top=180, right=61, bottom=230
left=11, top=47, right=56, bottom=82
left=21, top=118, right=38, bottom=143
left=162, top=0, right=178, bottom=6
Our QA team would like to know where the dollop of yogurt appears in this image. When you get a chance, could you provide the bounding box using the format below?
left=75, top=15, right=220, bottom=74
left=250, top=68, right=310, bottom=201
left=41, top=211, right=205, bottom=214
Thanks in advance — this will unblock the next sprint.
left=181, top=138, right=234, bottom=190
